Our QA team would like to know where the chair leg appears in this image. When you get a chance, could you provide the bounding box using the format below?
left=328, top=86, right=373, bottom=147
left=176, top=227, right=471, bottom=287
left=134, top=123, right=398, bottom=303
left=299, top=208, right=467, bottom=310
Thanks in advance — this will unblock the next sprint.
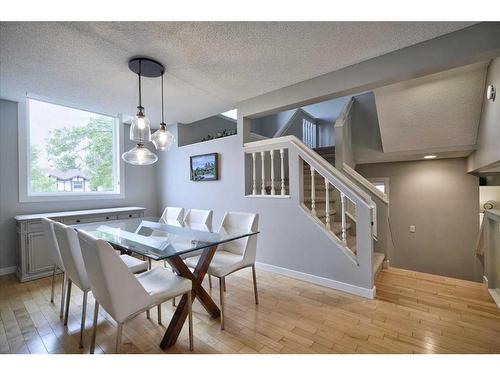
left=59, top=272, right=67, bottom=319
left=64, top=280, right=72, bottom=326
left=90, top=301, right=99, bottom=354
left=208, top=274, right=212, bottom=289
left=115, top=323, right=123, bottom=354
left=157, top=304, right=162, bottom=325
left=252, top=265, right=259, bottom=305
left=50, top=264, right=57, bottom=303
left=79, top=290, right=88, bottom=349
left=219, top=277, right=225, bottom=330
left=187, top=290, right=193, bottom=351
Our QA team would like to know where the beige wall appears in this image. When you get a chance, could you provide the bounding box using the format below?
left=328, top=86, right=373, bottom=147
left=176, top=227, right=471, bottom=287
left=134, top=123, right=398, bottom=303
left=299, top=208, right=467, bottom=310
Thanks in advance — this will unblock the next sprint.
left=356, top=158, right=482, bottom=281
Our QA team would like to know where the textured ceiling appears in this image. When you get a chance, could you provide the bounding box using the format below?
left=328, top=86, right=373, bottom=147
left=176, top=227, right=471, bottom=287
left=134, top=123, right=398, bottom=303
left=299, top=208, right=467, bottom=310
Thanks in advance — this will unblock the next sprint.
left=0, top=22, right=474, bottom=125
left=373, top=61, right=488, bottom=154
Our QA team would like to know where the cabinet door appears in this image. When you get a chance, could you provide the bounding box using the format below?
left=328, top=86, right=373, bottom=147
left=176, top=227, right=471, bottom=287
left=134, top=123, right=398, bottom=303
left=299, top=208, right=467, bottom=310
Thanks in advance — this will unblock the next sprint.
left=27, top=232, right=53, bottom=274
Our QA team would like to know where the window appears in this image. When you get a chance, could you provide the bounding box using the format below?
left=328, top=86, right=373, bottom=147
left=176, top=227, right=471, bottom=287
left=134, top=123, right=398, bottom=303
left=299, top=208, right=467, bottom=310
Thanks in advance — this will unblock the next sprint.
left=20, top=97, right=123, bottom=201
left=374, top=182, right=385, bottom=194
left=368, top=178, right=389, bottom=197
left=220, top=109, right=237, bottom=120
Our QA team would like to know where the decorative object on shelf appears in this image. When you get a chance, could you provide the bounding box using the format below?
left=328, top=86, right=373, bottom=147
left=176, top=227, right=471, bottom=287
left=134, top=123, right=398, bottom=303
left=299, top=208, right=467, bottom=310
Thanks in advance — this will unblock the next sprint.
left=201, top=128, right=236, bottom=142
left=122, top=57, right=174, bottom=165
left=190, top=153, right=219, bottom=181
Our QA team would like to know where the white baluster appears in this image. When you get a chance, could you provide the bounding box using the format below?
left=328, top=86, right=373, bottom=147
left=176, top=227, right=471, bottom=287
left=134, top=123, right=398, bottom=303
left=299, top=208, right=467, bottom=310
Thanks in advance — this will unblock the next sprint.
left=252, top=152, right=257, bottom=195
left=310, top=166, right=316, bottom=216
left=260, top=151, right=266, bottom=195
left=280, top=148, right=286, bottom=195
left=270, top=150, right=275, bottom=195
left=324, top=177, right=330, bottom=230
left=340, top=192, right=347, bottom=243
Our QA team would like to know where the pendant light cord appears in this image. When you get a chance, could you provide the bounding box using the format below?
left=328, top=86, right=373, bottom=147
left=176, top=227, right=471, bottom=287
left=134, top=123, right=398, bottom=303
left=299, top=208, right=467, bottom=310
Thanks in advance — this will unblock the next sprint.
left=161, top=73, right=165, bottom=123
left=138, top=60, right=142, bottom=108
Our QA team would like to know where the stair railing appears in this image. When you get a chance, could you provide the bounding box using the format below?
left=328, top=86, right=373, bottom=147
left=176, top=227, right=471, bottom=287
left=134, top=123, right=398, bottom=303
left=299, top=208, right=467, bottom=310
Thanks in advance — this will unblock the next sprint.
left=244, top=135, right=374, bottom=267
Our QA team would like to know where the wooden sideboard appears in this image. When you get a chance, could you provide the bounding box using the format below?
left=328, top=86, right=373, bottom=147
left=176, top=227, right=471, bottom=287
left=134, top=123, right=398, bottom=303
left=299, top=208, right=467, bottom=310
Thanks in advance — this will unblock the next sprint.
left=14, top=206, right=146, bottom=282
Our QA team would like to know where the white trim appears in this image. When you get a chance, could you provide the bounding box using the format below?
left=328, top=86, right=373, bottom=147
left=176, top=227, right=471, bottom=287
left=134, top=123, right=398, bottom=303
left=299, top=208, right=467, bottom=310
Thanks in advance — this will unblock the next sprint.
left=0, top=266, right=17, bottom=276
left=244, top=194, right=291, bottom=199
left=18, top=97, right=125, bottom=203
left=255, top=261, right=375, bottom=299
left=488, top=288, right=500, bottom=309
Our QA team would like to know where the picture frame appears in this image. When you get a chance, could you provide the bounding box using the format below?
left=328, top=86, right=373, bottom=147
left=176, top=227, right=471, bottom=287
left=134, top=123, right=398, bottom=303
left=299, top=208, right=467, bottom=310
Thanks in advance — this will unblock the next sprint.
left=190, top=153, right=219, bottom=181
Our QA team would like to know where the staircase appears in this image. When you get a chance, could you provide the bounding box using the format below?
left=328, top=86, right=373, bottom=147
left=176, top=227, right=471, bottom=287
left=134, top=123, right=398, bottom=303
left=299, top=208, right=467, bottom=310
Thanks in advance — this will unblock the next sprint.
left=243, top=98, right=388, bottom=298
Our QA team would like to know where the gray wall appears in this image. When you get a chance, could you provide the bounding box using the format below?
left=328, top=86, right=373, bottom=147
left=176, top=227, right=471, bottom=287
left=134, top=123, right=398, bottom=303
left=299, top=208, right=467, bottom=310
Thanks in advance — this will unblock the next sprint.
left=157, top=128, right=373, bottom=290
left=178, top=115, right=236, bottom=147
left=0, top=99, right=159, bottom=270
left=251, top=109, right=295, bottom=138
left=356, top=158, right=482, bottom=281
left=250, top=96, right=350, bottom=144
left=351, top=92, right=385, bottom=164
left=468, top=58, right=500, bottom=172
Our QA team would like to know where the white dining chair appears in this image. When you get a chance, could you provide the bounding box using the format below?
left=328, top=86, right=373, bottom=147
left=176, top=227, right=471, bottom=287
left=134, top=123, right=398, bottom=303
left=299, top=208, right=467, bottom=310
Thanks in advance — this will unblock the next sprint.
left=53, top=222, right=148, bottom=348
left=78, top=230, right=194, bottom=353
left=186, top=211, right=259, bottom=330
left=160, top=206, right=184, bottom=223
left=41, top=218, right=67, bottom=319
left=183, top=209, right=213, bottom=228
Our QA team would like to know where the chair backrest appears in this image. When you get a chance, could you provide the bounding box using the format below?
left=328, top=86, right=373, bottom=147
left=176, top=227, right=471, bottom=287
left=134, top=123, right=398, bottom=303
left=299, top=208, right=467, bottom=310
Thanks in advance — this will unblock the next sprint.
left=218, top=212, right=259, bottom=262
left=78, top=231, right=153, bottom=323
left=184, top=209, right=213, bottom=228
left=40, top=218, right=64, bottom=271
left=53, top=221, right=90, bottom=291
left=160, top=207, right=184, bottom=223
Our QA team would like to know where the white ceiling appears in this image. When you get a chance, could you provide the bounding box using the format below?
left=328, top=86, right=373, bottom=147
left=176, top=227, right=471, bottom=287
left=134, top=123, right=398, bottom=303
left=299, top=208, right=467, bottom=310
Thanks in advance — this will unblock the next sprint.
left=373, top=61, right=488, bottom=155
left=0, top=22, right=474, bottom=125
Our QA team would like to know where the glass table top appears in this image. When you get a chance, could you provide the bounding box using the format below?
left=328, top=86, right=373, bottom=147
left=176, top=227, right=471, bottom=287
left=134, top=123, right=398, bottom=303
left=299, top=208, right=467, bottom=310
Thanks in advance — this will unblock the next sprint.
left=72, top=217, right=258, bottom=261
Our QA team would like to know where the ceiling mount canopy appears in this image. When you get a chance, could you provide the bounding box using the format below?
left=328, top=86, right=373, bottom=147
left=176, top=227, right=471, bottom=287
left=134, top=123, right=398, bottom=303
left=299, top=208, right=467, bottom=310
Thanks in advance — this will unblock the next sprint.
left=128, top=57, right=165, bottom=77
left=122, top=56, right=175, bottom=166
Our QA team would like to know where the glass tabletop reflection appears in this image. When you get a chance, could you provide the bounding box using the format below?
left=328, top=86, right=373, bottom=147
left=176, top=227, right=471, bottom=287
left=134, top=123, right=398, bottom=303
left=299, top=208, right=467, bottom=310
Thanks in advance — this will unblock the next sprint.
left=72, top=216, right=258, bottom=261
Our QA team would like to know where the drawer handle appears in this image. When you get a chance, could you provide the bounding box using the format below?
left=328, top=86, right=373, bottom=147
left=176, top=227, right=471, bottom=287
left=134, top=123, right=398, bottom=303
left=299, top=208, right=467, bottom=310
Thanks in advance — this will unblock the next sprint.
left=129, top=214, right=132, bottom=218
left=76, top=219, right=81, bottom=223
left=106, top=216, right=110, bottom=220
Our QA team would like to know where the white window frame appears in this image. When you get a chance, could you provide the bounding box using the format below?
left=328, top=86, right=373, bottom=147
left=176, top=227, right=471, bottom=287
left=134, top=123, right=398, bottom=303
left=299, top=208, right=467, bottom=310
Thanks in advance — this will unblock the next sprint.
left=18, top=94, right=125, bottom=202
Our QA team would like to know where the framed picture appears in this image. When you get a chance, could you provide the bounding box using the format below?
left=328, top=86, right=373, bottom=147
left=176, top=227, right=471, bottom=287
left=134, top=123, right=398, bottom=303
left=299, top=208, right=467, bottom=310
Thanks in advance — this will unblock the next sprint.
left=190, top=153, right=219, bottom=181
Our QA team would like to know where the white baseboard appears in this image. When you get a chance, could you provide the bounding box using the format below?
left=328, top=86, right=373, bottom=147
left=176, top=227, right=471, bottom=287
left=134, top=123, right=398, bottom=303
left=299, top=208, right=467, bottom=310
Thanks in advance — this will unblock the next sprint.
left=0, top=266, right=17, bottom=276
left=255, top=262, right=376, bottom=299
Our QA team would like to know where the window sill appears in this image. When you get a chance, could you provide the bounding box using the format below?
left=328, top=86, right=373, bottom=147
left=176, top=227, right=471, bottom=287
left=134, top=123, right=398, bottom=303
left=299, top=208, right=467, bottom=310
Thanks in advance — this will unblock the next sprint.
left=19, top=191, right=125, bottom=203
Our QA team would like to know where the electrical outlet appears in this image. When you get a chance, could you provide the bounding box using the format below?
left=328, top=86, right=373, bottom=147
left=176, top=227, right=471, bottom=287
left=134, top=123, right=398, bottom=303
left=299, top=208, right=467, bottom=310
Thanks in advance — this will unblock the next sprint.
left=409, top=225, right=416, bottom=233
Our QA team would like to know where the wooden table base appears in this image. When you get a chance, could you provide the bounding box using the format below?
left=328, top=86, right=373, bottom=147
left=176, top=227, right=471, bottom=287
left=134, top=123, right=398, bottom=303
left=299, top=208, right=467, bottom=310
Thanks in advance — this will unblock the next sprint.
left=160, top=245, right=220, bottom=349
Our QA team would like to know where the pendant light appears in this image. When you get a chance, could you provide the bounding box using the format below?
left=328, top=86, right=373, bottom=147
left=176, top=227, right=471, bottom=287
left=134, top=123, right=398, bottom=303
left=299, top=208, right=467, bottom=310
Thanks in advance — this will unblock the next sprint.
left=123, top=57, right=166, bottom=166
left=130, top=59, right=152, bottom=142
left=122, top=143, right=158, bottom=165
left=152, top=72, right=175, bottom=151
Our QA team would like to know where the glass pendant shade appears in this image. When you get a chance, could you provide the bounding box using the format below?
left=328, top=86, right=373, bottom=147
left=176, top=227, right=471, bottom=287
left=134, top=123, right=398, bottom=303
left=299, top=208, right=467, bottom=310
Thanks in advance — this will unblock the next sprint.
left=152, top=124, right=175, bottom=151
left=130, top=107, right=151, bottom=142
left=121, top=143, right=158, bottom=165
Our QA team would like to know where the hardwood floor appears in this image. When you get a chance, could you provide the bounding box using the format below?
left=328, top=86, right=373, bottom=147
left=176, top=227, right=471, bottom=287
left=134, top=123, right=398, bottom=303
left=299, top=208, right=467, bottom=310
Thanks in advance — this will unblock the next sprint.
left=1, top=266, right=499, bottom=354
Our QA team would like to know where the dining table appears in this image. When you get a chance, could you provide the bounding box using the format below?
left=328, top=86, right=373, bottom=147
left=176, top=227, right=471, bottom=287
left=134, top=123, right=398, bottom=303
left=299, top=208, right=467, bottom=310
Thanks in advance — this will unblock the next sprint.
left=72, top=216, right=259, bottom=349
